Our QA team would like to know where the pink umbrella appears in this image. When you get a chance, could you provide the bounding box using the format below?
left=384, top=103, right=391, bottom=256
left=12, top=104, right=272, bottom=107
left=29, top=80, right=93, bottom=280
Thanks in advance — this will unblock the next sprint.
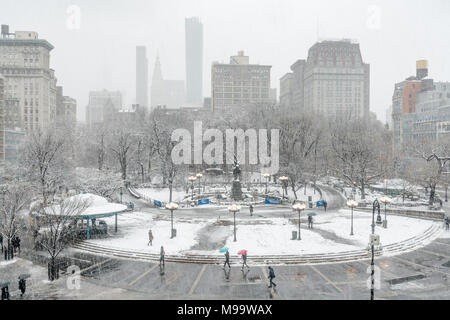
left=237, top=249, right=247, bottom=255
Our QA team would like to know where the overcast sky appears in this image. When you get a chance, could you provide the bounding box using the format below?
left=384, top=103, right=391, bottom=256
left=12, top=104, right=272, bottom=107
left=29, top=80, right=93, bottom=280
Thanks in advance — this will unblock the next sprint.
left=1, top=0, right=449, bottom=123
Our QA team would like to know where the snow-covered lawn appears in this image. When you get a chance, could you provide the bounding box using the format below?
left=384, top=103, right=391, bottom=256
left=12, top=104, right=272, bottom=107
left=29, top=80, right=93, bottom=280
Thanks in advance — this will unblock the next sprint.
left=136, top=188, right=189, bottom=203
left=85, top=208, right=439, bottom=257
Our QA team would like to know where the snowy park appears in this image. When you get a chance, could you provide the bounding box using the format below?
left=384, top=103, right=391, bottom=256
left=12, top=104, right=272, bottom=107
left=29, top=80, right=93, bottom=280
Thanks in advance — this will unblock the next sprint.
left=84, top=206, right=441, bottom=258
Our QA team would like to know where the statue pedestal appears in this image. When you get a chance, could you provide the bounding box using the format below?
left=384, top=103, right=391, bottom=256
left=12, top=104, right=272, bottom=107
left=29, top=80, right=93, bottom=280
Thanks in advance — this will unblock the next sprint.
left=231, top=180, right=243, bottom=201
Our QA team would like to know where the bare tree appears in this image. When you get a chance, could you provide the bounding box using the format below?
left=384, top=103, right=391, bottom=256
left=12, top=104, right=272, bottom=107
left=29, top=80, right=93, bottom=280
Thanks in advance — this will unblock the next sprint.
left=21, top=128, right=68, bottom=205
left=330, top=116, right=391, bottom=200
left=38, top=195, right=91, bottom=280
left=0, top=184, right=31, bottom=260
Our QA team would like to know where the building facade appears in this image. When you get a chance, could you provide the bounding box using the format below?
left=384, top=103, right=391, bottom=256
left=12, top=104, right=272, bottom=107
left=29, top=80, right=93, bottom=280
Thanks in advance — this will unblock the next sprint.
left=280, top=40, right=370, bottom=119
left=86, top=89, right=122, bottom=126
left=0, top=27, right=57, bottom=131
left=185, top=17, right=203, bottom=106
left=56, top=86, right=76, bottom=129
left=211, top=51, right=271, bottom=112
left=392, top=60, right=450, bottom=150
left=136, top=46, right=148, bottom=109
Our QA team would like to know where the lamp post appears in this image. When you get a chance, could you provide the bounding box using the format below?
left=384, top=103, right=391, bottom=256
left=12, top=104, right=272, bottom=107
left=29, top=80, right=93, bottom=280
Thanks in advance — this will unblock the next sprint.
left=165, top=202, right=179, bottom=238
left=384, top=179, right=388, bottom=195
left=188, top=176, right=197, bottom=200
left=346, top=200, right=358, bottom=236
left=370, top=199, right=381, bottom=301
left=352, top=181, right=356, bottom=199
left=228, top=204, right=241, bottom=242
left=292, top=203, right=306, bottom=240
left=279, top=176, right=288, bottom=201
left=379, top=196, right=391, bottom=228
left=196, top=173, right=203, bottom=195
left=263, top=173, right=270, bottom=195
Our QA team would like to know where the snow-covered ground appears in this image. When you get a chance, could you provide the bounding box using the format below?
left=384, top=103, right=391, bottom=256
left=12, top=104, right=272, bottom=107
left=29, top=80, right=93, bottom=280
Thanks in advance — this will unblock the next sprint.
left=136, top=188, right=189, bottom=203
left=86, top=208, right=439, bottom=256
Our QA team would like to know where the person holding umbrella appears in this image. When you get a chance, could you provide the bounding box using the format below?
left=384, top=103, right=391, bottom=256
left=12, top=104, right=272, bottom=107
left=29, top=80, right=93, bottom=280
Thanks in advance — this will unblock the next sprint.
left=238, top=250, right=249, bottom=270
left=267, top=266, right=276, bottom=288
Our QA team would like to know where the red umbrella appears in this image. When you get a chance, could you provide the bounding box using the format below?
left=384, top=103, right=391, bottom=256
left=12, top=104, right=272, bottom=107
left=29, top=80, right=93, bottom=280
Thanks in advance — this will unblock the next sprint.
left=237, top=249, right=247, bottom=255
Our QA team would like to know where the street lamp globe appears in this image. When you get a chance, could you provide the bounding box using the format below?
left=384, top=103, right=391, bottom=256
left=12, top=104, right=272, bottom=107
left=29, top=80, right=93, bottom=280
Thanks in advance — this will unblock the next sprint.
left=165, top=202, right=179, bottom=211
left=196, top=173, right=203, bottom=179
left=188, top=176, right=197, bottom=182
left=379, top=196, right=391, bottom=205
left=165, top=202, right=179, bottom=238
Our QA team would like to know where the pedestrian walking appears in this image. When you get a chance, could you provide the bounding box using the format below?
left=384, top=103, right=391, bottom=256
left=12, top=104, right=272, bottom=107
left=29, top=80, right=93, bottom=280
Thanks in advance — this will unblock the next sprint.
left=148, top=229, right=153, bottom=246
left=1, top=285, right=10, bottom=300
left=249, top=204, right=254, bottom=216
left=0, top=233, right=3, bottom=253
left=223, top=250, right=231, bottom=269
left=18, top=279, right=26, bottom=297
left=308, top=215, right=313, bottom=229
left=445, top=217, right=449, bottom=231
left=241, top=252, right=249, bottom=270
left=324, top=200, right=328, bottom=212
left=267, top=266, right=276, bottom=288
left=15, top=236, right=21, bottom=255
left=160, top=246, right=165, bottom=268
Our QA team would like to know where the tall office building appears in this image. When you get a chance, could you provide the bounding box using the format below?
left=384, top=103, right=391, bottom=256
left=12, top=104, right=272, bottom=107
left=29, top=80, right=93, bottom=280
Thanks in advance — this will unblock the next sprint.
left=185, top=17, right=203, bottom=106
left=280, top=39, right=370, bottom=119
left=0, top=25, right=57, bottom=130
left=136, top=46, right=148, bottom=109
left=86, top=90, right=122, bottom=126
left=211, top=51, right=271, bottom=112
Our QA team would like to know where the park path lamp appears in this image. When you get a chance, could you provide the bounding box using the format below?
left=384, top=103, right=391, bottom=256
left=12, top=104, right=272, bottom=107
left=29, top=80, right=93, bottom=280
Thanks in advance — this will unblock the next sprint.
left=188, top=176, right=197, bottom=200
left=292, top=202, right=306, bottom=240
left=352, top=181, right=357, bottom=199
left=196, top=173, right=203, bottom=195
left=379, top=196, right=391, bottom=228
left=279, top=176, right=289, bottom=201
left=347, top=200, right=358, bottom=236
left=370, top=199, right=381, bottom=301
left=165, top=202, right=179, bottom=239
left=263, top=173, right=270, bottom=195
left=384, top=179, right=388, bottom=195
left=228, top=204, right=241, bottom=242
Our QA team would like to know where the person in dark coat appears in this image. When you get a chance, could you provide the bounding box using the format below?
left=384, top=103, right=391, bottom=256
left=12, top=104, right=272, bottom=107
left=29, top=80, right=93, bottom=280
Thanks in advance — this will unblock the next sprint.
left=249, top=205, right=254, bottom=216
left=323, top=200, right=328, bottom=212
left=308, top=215, right=313, bottom=229
left=160, top=246, right=165, bottom=268
left=0, top=233, right=3, bottom=253
left=19, top=279, right=26, bottom=297
left=445, top=217, right=449, bottom=231
left=268, top=266, right=276, bottom=288
left=241, top=252, right=249, bottom=270
left=15, top=236, right=21, bottom=255
left=223, top=250, right=231, bottom=269
left=148, top=229, right=153, bottom=246
left=1, top=286, right=10, bottom=300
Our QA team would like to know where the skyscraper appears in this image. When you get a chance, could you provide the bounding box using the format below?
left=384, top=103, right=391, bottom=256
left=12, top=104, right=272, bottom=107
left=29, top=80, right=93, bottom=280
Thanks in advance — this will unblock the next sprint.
left=136, top=46, right=148, bottom=109
left=280, top=39, right=370, bottom=119
left=185, top=17, right=203, bottom=106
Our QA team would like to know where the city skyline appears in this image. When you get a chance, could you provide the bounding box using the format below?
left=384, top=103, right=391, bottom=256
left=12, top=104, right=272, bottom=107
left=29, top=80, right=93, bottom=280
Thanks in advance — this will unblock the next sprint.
left=1, top=0, right=449, bottom=122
